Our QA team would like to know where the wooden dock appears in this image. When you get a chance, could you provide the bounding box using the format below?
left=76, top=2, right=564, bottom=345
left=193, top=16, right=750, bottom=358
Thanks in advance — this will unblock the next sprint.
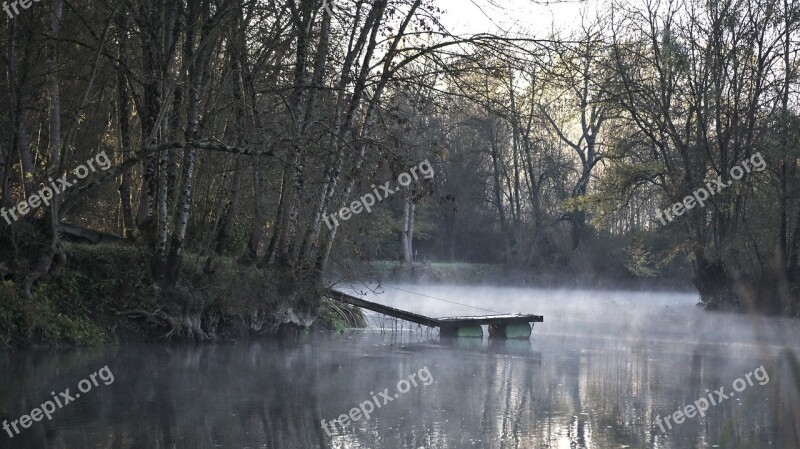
left=326, top=289, right=543, bottom=339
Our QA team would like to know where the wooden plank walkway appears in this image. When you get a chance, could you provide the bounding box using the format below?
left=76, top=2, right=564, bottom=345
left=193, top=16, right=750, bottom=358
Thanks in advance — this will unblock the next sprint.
left=326, top=289, right=441, bottom=328
left=326, top=289, right=544, bottom=336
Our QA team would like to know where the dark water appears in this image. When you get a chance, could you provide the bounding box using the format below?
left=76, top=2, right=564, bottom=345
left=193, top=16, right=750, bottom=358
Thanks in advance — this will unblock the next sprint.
left=1, top=285, right=798, bottom=449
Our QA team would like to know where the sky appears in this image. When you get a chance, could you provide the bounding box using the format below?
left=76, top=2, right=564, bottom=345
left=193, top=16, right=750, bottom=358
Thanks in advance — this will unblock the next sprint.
left=435, top=0, right=599, bottom=36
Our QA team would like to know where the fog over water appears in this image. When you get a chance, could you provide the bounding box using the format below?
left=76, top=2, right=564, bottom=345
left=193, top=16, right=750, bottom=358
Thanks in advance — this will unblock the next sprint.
left=1, top=286, right=798, bottom=449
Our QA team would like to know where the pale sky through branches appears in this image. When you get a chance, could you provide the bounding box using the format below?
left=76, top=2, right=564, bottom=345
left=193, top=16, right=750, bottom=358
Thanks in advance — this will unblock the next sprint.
left=435, top=0, right=599, bottom=36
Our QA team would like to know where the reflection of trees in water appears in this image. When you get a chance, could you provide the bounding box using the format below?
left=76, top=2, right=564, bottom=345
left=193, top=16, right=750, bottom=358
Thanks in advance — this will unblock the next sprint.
left=2, top=342, right=331, bottom=449
left=0, top=335, right=796, bottom=449
left=561, top=340, right=796, bottom=449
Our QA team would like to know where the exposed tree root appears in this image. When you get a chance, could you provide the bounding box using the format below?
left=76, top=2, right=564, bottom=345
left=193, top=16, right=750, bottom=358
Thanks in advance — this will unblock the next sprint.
left=115, top=285, right=214, bottom=341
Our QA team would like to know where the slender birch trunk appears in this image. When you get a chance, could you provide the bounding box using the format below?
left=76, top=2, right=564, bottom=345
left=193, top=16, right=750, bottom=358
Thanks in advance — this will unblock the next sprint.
left=401, top=193, right=415, bottom=264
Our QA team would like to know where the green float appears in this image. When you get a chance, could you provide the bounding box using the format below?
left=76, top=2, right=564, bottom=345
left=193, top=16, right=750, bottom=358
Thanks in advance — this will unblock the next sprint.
left=504, top=322, right=532, bottom=339
left=489, top=323, right=532, bottom=339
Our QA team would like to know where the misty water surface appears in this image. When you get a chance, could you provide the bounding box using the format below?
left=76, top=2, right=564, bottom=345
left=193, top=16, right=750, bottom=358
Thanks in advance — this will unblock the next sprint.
left=1, top=285, right=798, bottom=449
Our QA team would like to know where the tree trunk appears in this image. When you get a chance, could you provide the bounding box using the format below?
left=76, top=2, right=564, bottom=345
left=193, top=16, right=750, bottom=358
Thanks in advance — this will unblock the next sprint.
left=489, top=125, right=512, bottom=265
left=274, top=0, right=314, bottom=270
left=47, top=0, right=63, bottom=183
left=45, top=0, right=64, bottom=245
left=9, top=16, right=34, bottom=199
left=401, top=194, right=415, bottom=264
left=0, top=142, right=6, bottom=206
left=116, top=26, right=136, bottom=235
left=135, top=1, right=166, bottom=226
left=215, top=159, right=242, bottom=255
left=246, top=163, right=265, bottom=261
left=166, top=0, right=214, bottom=280
left=166, top=148, right=196, bottom=280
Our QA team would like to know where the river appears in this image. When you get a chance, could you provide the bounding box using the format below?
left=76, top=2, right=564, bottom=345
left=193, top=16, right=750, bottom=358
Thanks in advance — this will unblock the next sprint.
left=1, top=285, right=798, bottom=448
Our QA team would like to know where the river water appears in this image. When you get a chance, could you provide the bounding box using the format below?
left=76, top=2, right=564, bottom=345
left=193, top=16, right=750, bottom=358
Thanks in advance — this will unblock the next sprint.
left=1, top=285, right=798, bottom=449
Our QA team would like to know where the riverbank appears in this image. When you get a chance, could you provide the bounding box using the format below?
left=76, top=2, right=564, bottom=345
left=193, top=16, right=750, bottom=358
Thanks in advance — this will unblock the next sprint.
left=2, top=244, right=792, bottom=348
left=0, top=243, right=363, bottom=347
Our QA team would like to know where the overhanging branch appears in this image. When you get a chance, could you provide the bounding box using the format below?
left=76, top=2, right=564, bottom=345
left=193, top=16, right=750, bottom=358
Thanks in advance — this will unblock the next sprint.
left=60, top=140, right=275, bottom=219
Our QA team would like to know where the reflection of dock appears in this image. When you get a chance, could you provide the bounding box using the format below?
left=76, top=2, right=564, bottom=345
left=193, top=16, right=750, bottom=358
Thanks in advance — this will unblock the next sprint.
left=326, top=289, right=544, bottom=339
